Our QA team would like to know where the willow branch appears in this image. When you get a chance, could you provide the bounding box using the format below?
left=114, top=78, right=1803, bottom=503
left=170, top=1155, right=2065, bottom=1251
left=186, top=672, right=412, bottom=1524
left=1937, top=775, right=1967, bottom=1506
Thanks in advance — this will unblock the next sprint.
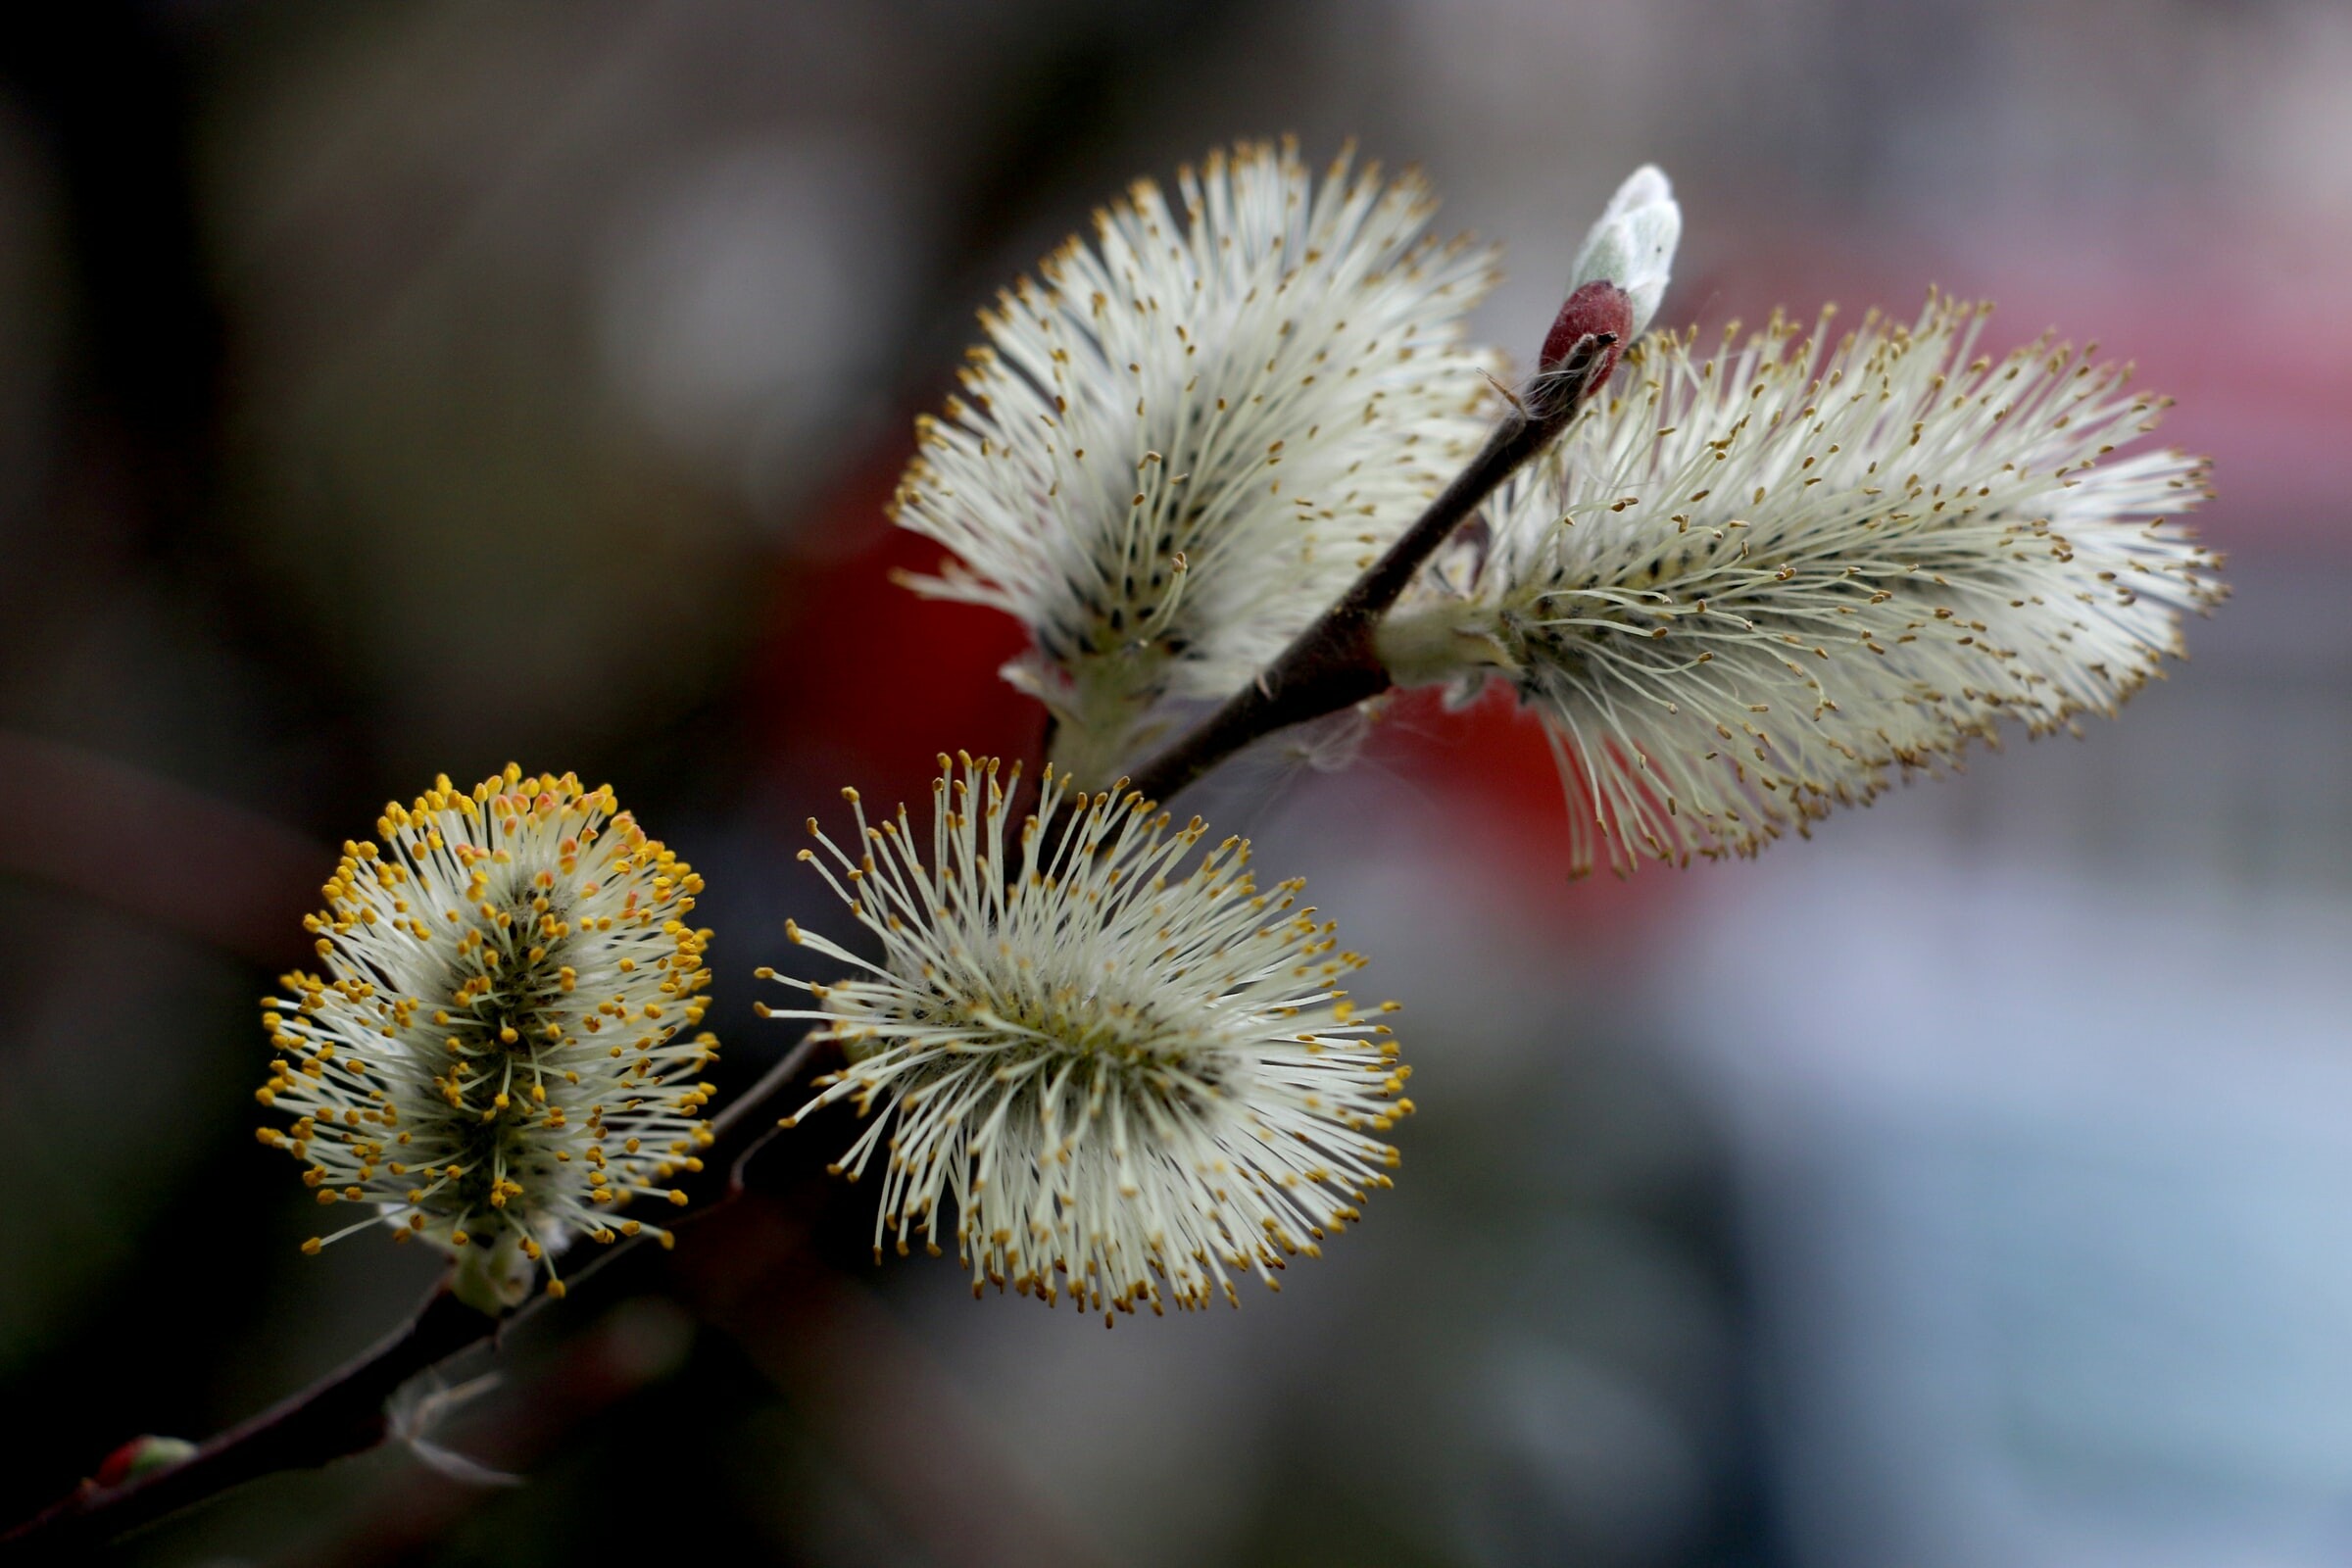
left=1126, top=336, right=1611, bottom=808
left=0, top=1030, right=839, bottom=1561
left=0, top=1289, right=483, bottom=1564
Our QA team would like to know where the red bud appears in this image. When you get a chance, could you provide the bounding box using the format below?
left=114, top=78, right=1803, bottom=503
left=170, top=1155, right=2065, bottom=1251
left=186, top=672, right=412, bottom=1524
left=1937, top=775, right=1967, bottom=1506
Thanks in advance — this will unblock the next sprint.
left=1540, top=279, right=1634, bottom=381
left=95, top=1435, right=196, bottom=1489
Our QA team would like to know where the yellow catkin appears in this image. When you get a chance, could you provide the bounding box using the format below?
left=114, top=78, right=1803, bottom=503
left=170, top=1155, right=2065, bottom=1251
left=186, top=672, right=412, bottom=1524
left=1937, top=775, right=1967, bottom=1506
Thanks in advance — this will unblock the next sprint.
left=255, top=769, right=717, bottom=1302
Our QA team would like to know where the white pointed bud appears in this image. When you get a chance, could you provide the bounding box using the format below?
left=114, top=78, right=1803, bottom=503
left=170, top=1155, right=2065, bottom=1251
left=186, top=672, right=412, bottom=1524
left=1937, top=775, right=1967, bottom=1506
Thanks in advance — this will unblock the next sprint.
left=1569, top=165, right=1680, bottom=338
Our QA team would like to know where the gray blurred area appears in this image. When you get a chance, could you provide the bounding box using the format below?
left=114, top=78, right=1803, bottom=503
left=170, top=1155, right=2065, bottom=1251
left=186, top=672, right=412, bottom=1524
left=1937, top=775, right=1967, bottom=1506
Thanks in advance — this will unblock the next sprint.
left=0, top=2, right=2346, bottom=1565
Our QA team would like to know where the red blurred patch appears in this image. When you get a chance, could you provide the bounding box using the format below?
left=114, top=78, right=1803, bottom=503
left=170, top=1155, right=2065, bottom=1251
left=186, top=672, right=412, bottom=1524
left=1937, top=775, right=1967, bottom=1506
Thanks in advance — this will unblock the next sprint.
left=761, top=428, right=1680, bottom=951
left=746, top=437, right=1041, bottom=808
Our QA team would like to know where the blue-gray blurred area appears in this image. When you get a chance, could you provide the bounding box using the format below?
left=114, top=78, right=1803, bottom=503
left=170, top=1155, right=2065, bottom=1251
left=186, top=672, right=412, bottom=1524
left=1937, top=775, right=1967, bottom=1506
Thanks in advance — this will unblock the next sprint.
left=0, top=2, right=2344, bottom=1564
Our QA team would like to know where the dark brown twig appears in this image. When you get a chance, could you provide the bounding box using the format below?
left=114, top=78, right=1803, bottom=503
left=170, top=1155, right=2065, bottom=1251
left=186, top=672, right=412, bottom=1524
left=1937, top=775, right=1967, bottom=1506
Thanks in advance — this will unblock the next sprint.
left=0, top=1290, right=485, bottom=1563
left=0, top=1031, right=839, bottom=1561
left=1125, top=333, right=1613, bottom=808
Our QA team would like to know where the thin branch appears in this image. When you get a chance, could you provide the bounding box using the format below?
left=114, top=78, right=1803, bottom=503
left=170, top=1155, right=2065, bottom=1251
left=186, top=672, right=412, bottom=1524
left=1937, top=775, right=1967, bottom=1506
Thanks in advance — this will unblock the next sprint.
left=500, top=1028, right=842, bottom=1323
left=719, top=1028, right=841, bottom=1190
left=0, top=1030, right=841, bottom=1561
left=1125, top=332, right=1613, bottom=808
left=0, top=1290, right=484, bottom=1564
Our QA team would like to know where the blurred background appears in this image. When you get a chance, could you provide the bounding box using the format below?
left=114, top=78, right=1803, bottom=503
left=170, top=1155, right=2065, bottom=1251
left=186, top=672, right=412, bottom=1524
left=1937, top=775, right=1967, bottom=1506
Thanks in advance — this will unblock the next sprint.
left=1, top=2, right=2346, bottom=1564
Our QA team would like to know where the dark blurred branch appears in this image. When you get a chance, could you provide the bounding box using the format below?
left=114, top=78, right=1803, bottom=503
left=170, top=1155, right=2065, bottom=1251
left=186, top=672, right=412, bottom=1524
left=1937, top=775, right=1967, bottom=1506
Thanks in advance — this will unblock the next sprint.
left=0, top=732, right=328, bottom=967
left=0, top=1031, right=840, bottom=1561
left=1127, top=340, right=1612, bottom=807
